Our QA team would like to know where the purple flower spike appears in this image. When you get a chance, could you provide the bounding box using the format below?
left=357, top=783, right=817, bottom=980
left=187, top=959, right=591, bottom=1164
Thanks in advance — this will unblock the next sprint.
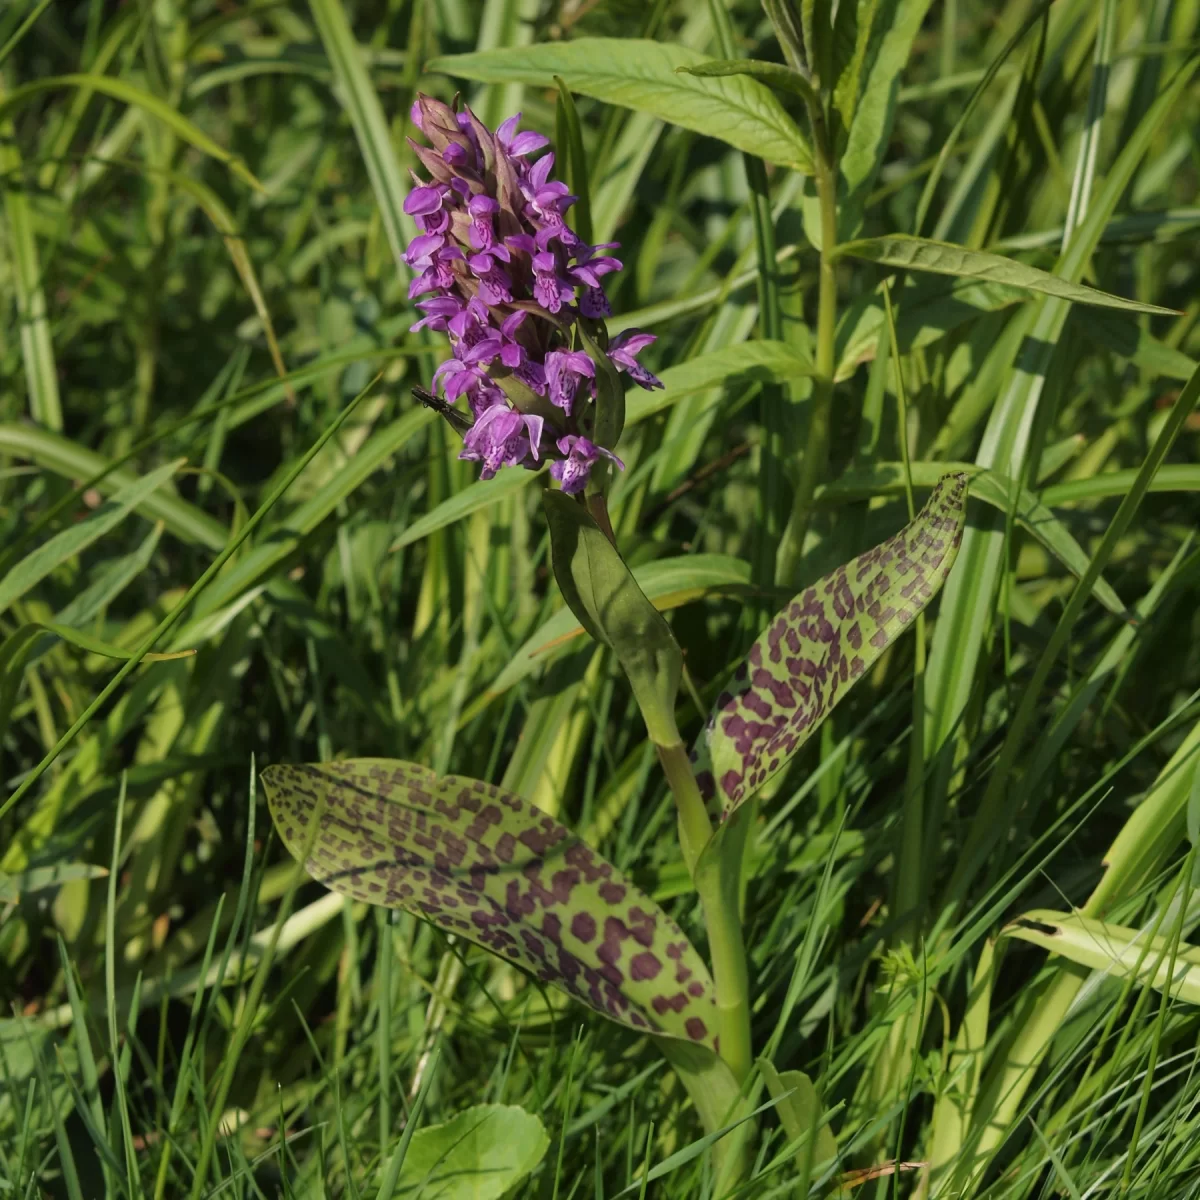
left=608, top=331, right=664, bottom=390
left=406, top=92, right=658, bottom=491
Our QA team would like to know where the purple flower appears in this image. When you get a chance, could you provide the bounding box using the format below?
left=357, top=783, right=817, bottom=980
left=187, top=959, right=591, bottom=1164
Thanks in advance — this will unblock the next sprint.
left=522, top=154, right=579, bottom=250
left=607, top=331, right=663, bottom=390
left=532, top=251, right=573, bottom=313
left=460, top=405, right=546, bottom=478
left=545, top=349, right=594, bottom=415
left=496, top=112, right=549, bottom=159
left=407, top=239, right=462, bottom=300
left=465, top=312, right=548, bottom=395
left=467, top=195, right=500, bottom=251
left=405, top=92, right=660, bottom=492
left=409, top=294, right=462, bottom=333
left=467, top=251, right=513, bottom=306
left=404, top=184, right=451, bottom=232
left=550, top=435, right=624, bottom=495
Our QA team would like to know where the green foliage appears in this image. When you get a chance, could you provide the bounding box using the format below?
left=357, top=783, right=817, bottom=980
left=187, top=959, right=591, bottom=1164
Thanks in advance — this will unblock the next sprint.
left=758, top=1059, right=839, bottom=1187
left=5, top=0, right=1200, bottom=1196
left=0, top=459, right=181, bottom=616
left=429, top=40, right=815, bottom=172
left=836, top=233, right=1180, bottom=314
left=1002, top=909, right=1200, bottom=1005
left=392, top=1103, right=549, bottom=1199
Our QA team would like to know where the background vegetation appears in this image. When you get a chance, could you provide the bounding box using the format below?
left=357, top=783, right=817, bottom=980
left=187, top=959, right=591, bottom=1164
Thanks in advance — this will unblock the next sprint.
left=3, top=0, right=1200, bottom=1195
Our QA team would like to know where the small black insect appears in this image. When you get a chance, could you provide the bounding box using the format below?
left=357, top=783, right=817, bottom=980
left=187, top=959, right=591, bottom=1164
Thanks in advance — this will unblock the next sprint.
left=412, top=387, right=472, bottom=437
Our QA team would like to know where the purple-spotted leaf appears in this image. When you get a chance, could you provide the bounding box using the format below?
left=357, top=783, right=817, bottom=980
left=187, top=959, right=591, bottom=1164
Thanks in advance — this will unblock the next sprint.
left=262, top=759, right=718, bottom=1047
left=692, top=472, right=968, bottom=816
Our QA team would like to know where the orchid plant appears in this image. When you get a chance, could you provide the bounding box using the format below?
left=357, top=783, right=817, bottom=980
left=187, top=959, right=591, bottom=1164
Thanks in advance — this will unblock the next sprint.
left=263, top=89, right=968, bottom=1190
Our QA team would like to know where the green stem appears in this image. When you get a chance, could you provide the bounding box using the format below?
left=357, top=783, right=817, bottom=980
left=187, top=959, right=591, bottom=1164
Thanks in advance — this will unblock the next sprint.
left=656, top=740, right=712, bottom=877
left=697, top=810, right=754, bottom=1086
left=777, top=107, right=839, bottom=585
left=656, top=743, right=753, bottom=1086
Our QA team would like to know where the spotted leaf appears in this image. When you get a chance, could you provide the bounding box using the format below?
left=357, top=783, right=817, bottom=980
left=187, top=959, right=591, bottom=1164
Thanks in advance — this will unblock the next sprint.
left=262, top=759, right=718, bottom=1047
left=692, top=472, right=968, bottom=816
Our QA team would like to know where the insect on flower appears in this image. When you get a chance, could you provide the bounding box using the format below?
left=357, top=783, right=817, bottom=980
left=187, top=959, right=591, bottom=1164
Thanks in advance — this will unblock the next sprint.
left=405, top=93, right=661, bottom=494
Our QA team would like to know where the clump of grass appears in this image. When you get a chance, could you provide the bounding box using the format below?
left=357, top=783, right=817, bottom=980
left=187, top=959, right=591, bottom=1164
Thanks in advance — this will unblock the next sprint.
left=3, top=1, right=1200, bottom=1197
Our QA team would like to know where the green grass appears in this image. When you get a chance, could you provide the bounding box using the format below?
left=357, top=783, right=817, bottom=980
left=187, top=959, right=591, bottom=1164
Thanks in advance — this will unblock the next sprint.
left=4, top=0, right=1200, bottom=1196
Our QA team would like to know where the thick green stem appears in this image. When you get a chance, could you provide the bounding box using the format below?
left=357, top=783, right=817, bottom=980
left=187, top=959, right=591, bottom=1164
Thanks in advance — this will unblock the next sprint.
left=655, top=743, right=755, bottom=1192
left=777, top=108, right=839, bottom=585
left=657, top=740, right=712, bottom=877
left=696, top=810, right=754, bottom=1086
left=656, top=742, right=754, bottom=1086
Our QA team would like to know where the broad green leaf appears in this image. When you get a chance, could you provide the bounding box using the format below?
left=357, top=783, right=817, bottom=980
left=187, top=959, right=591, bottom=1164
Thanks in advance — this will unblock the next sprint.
left=428, top=40, right=814, bottom=173
left=0, top=458, right=183, bottom=616
left=835, top=235, right=1177, bottom=315
left=395, top=1104, right=549, bottom=1199
left=1003, top=910, right=1200, bottom=1005
left=676, top=59, right=818, bottom=107
left=263, top=760, right=719, bottom=1047
left=839, top=0, right=932, bottom=237
left=693, top=473, right=968, bottom=815
left=758, top=1061, right=839, bottom=1183
left=489, top=554, right=751, bottom=697
left=543, top=492, right=682, bottom=744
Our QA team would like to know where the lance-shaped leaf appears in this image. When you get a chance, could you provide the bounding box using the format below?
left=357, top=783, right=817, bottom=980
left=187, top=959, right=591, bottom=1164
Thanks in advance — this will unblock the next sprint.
left=544, top=492, right=682, bottom=746
left=428, top=40, right=813, bottom=173
left=1003, top=909, right=1200, bottom=1005
left=834, top=234, right=1178, bottom=316
left=262, top=759, right=718, bottom=1047
left=692, top=472, right=968, bottom=816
